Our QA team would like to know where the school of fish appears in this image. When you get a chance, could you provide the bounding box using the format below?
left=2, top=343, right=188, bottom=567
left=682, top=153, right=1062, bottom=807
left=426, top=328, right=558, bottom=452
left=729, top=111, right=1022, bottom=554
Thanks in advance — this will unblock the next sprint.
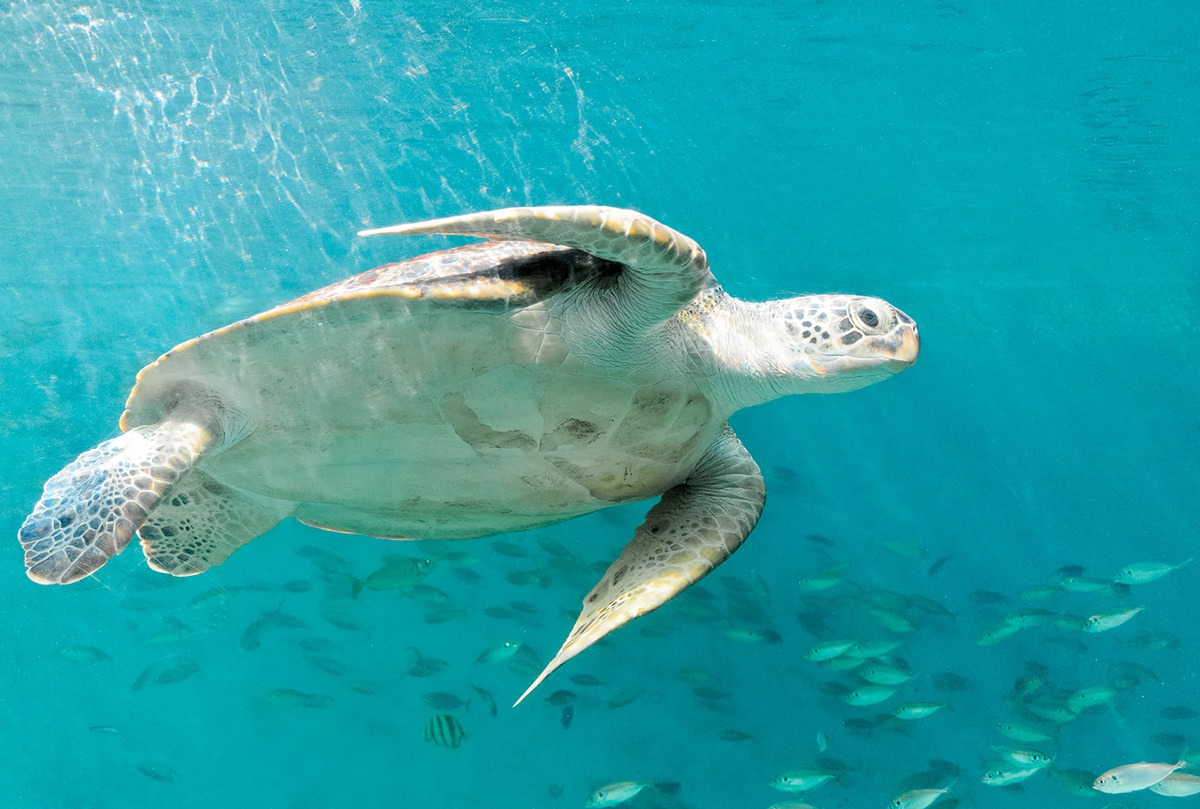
left=54, top=513, right=1196, bottom=806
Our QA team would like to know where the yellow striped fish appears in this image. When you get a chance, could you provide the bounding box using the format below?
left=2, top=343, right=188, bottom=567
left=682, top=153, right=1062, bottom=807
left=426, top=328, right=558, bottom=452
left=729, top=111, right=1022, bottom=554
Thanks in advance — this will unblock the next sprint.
left=423, top=713, right=466, bottom=748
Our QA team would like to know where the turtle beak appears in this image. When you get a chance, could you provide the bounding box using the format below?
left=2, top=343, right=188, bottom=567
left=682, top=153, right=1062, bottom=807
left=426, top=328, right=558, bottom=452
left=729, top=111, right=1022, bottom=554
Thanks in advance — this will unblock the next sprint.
left=885, top=324, right=920, bottom=371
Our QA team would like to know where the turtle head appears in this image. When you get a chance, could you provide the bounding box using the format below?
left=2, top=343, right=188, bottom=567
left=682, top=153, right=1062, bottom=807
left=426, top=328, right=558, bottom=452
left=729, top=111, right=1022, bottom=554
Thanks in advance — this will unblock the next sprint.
left=774, top=294, right=919, bottom=394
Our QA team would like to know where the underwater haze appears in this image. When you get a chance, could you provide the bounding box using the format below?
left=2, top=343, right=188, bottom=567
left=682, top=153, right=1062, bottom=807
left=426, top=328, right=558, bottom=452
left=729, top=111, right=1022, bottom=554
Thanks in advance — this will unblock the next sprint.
left=3, top=1, right=1199, bottom=807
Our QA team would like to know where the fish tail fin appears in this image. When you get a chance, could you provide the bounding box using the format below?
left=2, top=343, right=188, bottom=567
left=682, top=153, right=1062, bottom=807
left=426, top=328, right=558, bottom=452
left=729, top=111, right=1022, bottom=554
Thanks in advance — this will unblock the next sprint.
left=653, top=781, right=681, bottom=795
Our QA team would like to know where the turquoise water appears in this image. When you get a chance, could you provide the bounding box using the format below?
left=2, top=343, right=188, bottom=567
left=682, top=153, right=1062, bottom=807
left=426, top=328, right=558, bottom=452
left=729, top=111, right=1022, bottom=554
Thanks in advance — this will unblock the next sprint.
left=2, top=1, right=1198, bottom=806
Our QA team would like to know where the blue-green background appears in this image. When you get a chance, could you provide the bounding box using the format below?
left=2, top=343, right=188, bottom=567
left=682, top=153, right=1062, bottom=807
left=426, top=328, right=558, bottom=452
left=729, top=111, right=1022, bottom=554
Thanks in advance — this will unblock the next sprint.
left=2, top=1, right=1198, bottom=807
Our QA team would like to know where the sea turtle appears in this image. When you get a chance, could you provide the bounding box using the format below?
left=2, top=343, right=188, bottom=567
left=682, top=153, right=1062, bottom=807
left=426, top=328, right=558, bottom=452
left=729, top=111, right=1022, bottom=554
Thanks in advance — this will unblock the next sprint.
left=19, top=206, right=919, bottom=703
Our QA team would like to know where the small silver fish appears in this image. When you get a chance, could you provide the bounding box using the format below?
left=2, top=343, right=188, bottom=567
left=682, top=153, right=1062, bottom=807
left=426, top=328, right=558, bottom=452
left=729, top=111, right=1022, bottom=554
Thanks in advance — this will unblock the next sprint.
left=1022, top=702, right=1079, bottom=724
left=585, top=781, right=647, bottom=807
left=845, top=640, right=902, bottom=659
left=892, top=702, right=944, bottom=720
left=1113, top=559, right=1192, bottom=585
left=998, top=721, right=1053, bottom=743
left=1066, top=685, right=1116, bottom=712
left=844, top=686, right=896, bottom=706
left=1151, top=772, right=1200, bottom=797
left=889, top=786, right=950, bottom=809
left=976, top=622, right=1022, bottom=646
left=804, top=640, right=853, bottom=661
left=1094, top=760, right=1188, bottom=793
left=475, top=641, right=521, bottom=664
left=992, top=746, right=1054, bottom=769
left=1004, top=608, right=1052, bottom=629
left=1058, top=575, right=1112, bottom=593
left=770, top=769, right=835, bottom=792
left=1082, top=606, right=1143, bottom=633
left=981, top=766, right=1041, bottom=786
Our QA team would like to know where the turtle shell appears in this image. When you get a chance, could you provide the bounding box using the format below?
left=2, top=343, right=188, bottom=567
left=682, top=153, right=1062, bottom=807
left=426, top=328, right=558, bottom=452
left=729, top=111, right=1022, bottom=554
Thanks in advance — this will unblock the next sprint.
left=119, top=240, right=722, bottom=541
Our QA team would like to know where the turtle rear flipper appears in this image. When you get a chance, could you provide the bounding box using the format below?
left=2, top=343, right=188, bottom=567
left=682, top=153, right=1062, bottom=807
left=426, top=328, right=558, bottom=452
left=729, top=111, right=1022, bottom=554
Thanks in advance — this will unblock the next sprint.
left=139, top=470, right=289, bottom=576
left=515, top=425, right=765, bottom=705
left=19, top=421, right=213, bottom=584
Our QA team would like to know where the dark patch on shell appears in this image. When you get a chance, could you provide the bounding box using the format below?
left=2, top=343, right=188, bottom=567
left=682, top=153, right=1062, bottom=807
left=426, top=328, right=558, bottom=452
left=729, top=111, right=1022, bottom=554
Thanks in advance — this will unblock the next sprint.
left=294, top=242, right=625, bottom=307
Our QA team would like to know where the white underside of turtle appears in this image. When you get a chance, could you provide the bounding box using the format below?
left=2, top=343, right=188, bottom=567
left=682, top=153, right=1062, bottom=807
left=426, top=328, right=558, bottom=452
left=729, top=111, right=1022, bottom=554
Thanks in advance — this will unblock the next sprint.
left=19, top=205, right=919, bottom=704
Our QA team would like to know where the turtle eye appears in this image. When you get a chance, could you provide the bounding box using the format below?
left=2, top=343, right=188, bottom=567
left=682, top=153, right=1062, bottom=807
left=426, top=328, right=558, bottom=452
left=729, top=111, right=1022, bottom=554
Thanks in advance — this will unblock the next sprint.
left=850, top=301, right=886, bottom=333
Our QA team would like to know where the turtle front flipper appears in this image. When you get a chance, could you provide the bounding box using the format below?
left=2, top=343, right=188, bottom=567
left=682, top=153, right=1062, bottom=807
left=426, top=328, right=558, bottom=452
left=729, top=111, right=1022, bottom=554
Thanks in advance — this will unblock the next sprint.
left=19, top=421, right=213, bottom=584
left=359, top=206, right=711, bottom=329
left=515, top=425, right=765, bottom=705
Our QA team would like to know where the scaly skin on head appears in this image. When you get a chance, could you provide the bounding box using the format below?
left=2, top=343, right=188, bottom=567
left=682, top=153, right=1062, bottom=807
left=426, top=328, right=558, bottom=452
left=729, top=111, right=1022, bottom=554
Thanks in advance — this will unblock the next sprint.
left=676, top=287, right=920, bottom=414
